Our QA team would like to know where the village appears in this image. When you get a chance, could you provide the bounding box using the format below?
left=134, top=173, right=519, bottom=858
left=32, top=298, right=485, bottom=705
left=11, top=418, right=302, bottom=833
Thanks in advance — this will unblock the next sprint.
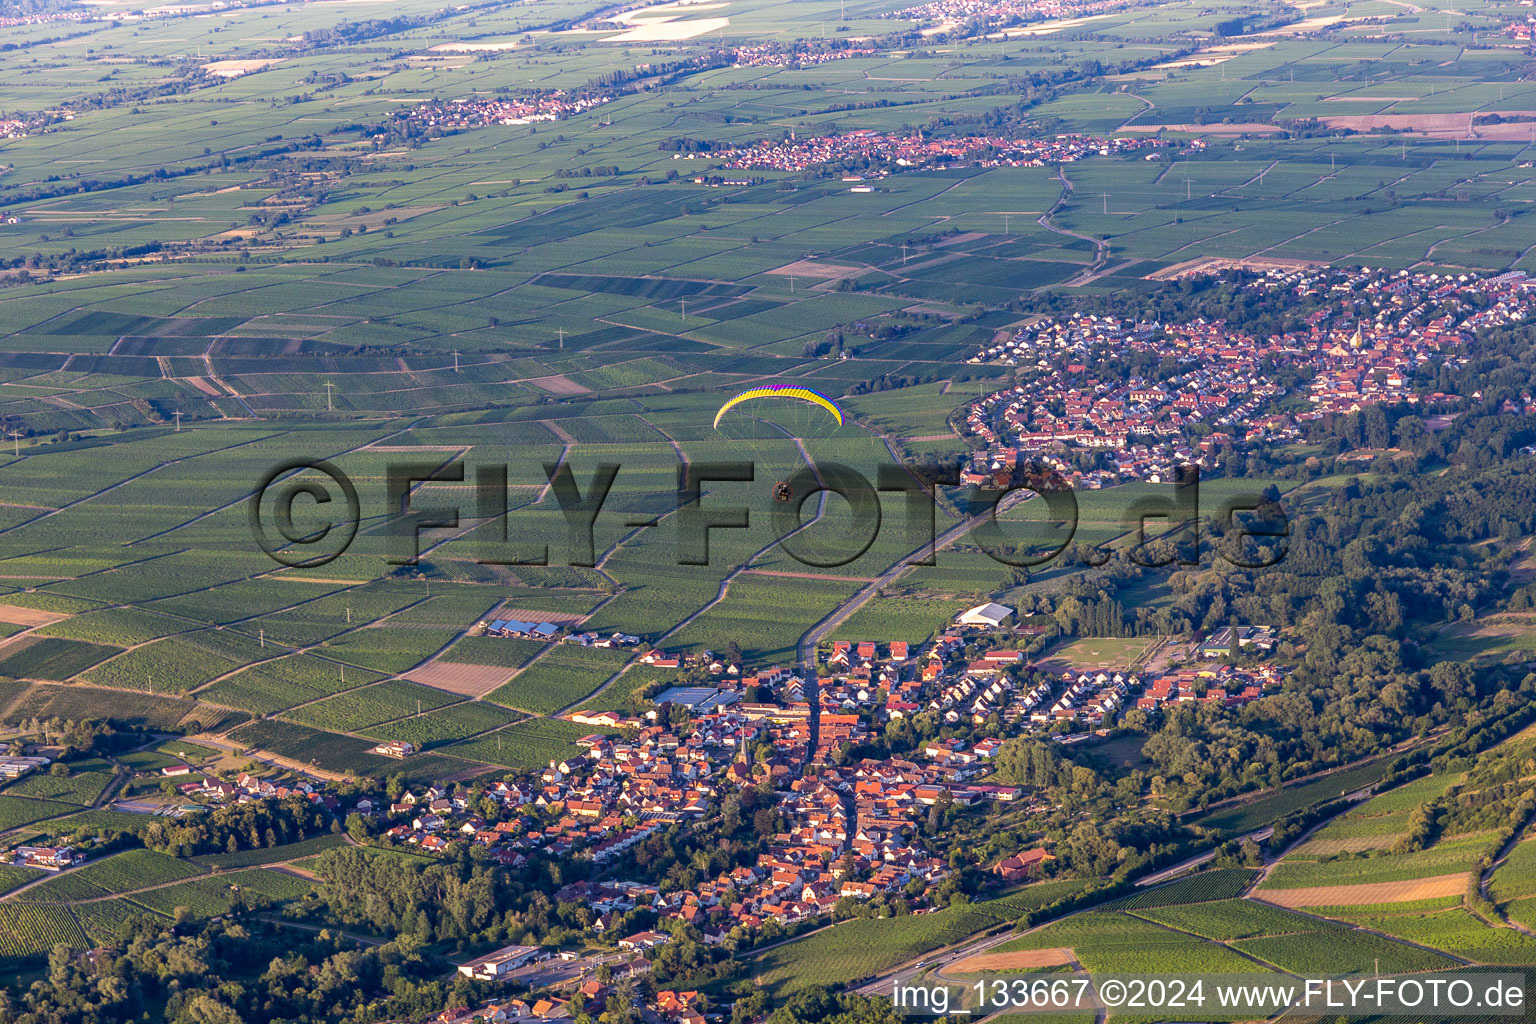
left=701, top=131, right=1185, bottom=175
left=883, top=0, right=1131, bottom=30
left=963, top=266, right=1536, bottom=483
left=396, top=92, right=615, bottom=132
left=350, top=606, right=1284, bottom=1015
left=0, top=599, right=1286, bottom=1024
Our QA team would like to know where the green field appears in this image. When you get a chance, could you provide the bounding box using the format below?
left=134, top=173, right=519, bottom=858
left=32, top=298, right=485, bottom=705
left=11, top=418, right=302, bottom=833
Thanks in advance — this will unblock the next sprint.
left=485, top=644, right=630, bottom=715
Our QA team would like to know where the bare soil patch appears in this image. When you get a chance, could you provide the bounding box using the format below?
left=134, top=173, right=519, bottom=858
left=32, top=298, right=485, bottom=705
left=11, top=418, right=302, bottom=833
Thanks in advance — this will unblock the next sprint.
left=529, top=374, right=591, bottom=396
left=1258, top=872, right=1470, bottom=908
left=494, top=608, right=589, bottom=625
left=1119, top=123, right=1286, bottom=136
left=202, top=58, right=283, bottom=78
left=0, top=603, right=69, bottom=627
left=950, top=948, right=1075, bottom=972
left=767, top=259, right=862, bottom=280
left=184, top=377, right=223, bottom=397
left=407, top=660, right=517, bottom=698
left=1317, top=112, right=1535, bottom=138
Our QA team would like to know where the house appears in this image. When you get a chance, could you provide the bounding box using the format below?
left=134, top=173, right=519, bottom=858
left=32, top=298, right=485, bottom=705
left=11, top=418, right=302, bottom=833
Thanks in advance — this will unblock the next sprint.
left=457, top=944, right=543, bottom=980
left=993, top=848, right=1052, bottom=883
left=1199, top=625, right=1276, bottom=659
left=371, top=740, right=416, bottom=759
left=14, top=846, right=75, bottom=870
left=618, top=930, right=671, bottom=951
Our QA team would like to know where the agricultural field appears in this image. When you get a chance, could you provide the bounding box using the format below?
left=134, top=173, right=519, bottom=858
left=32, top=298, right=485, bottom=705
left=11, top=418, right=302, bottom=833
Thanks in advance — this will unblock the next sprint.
left=1258, top=833, right=1492, bottom=891
left=754, top=895, right=1036, bottom=997
left=0, top=795, right=83, bottom=831
left=0, top=904, right=89, bottom=968
left=1105, top=869, right=1257, bottom=910
left=15, top=849, right=202, bottom=903
left=193, top=834, right=349, bottom=869
left=444, top=717, right=593, bottom=771
left=485, top=644, right=630, bottom=715
left=0, top=637, right=123, bottom=681
left=1193, top=756, right=1400, bottom=836
left=2, top=769, right=115, bottom=806
left=0, top=0, right=1535, bottom=1007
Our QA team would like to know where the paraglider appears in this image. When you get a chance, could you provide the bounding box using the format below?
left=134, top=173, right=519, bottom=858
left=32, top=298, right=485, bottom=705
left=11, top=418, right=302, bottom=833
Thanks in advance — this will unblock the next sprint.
left=712, top=386, right=843, bottom=430
left=712, top=385, right=844, bottom=504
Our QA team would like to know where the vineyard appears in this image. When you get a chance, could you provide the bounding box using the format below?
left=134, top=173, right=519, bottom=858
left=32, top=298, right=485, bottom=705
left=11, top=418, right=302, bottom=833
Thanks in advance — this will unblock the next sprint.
left=753, top=903, right=1008, bottom=997
left=1104, top=869, right=1256, bottom=911
left=444, top=717, right=590, bottom=770
left=0, top=904, right=88, bottom=967
left=0, top=637, right=123, bottom=681
left=125, top=868, right=312, bottom=917
left=194, top=833, right=349, bottom=869
left=1260, top=833, right=1493, bottom=890
left=16, top=849, right=202, bottom=902
left=73, top=898, right=160, bottom=945
left=1331, top=906, right=1536, bottom=964
left=0, top=794, right=80, bottom=831
left=486, top=644, right=630, bottom=715
left=1490, top=839, right=1536, bottom=906
left=4, top=769, right=116, bottom=806
left=283, top=678, right=460, bottom=733
left=1231, top=927, right=1456, bottom=975
left=201, top=653, right=388, bottom=715
left=359, top=700, right=517, bottom=748
left=1131, top=898, right=1319, bottom=941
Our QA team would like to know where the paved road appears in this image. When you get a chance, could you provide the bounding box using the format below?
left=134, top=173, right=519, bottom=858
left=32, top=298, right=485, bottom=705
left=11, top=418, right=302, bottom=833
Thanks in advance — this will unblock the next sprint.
left=1133, top=827, right=1273, bottom=888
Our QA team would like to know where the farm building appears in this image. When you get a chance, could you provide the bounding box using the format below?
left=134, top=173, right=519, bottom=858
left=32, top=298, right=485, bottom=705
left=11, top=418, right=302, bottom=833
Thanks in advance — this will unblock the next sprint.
left=0, top=755, right=50, bottom=779
left=957, top=602, right=1014, bottom=628
left=14, top=845, right=76, bottom=870
left=371, top=740, right=416, bottom=759
left=457, top=944, right=543, bottom=980
left=483, top=618, right=560, bottom=639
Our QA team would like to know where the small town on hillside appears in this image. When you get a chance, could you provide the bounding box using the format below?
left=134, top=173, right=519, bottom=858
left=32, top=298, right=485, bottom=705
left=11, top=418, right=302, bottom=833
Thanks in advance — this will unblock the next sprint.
left=963, top=266, right=1536, bottom=484
left=2, top=601, right=1285, bottom=1023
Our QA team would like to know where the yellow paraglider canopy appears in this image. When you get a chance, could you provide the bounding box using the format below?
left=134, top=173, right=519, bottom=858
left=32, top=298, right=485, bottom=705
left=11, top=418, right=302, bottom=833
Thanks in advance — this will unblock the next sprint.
left=713, top=386, right=843, bottom=430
